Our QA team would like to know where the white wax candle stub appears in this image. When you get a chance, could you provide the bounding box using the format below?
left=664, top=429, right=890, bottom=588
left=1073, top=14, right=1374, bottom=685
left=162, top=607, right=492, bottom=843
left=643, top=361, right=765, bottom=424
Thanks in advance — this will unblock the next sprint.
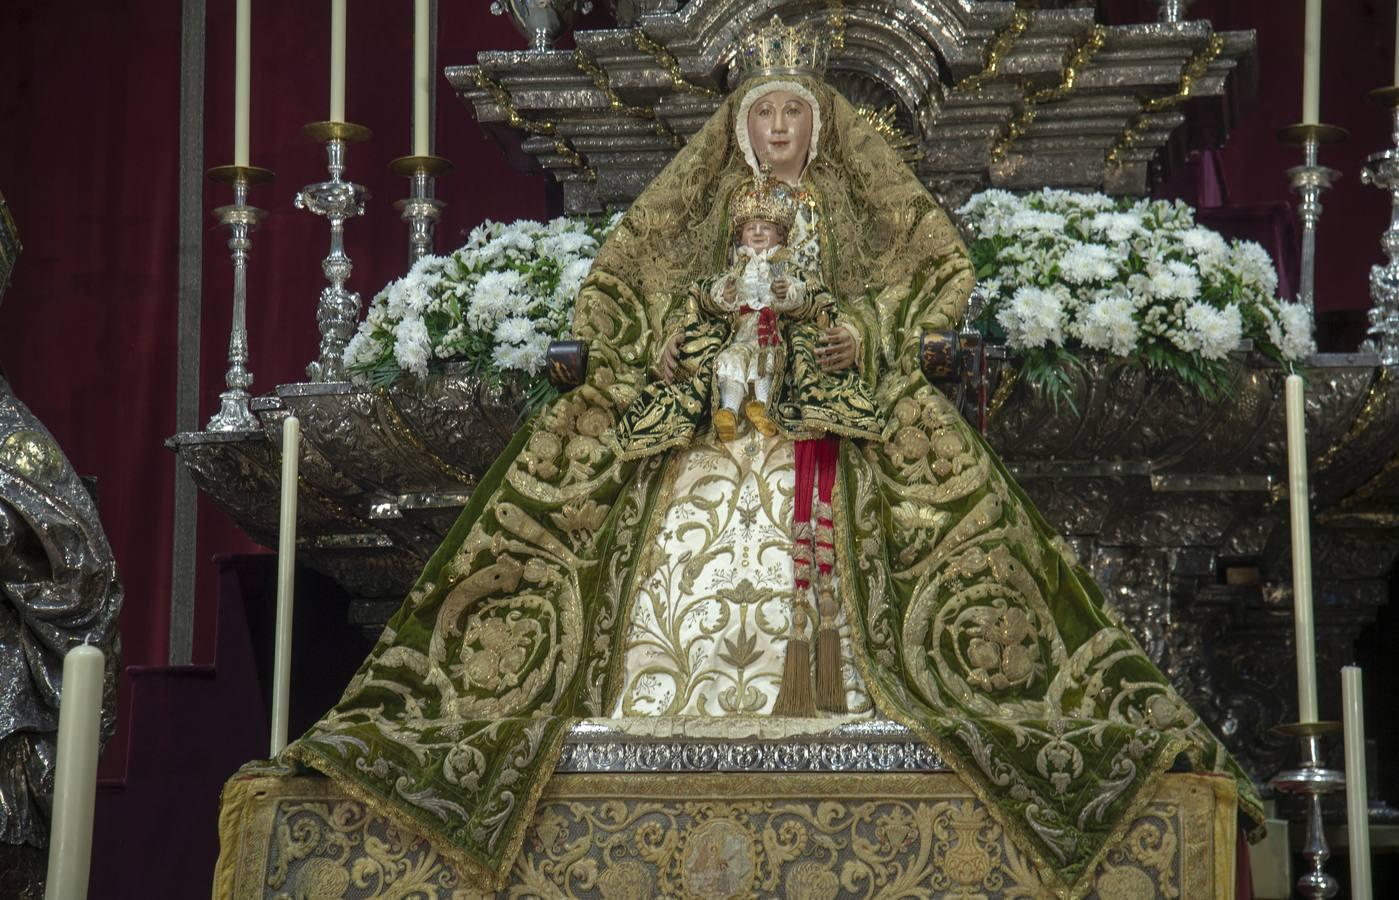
left=1302, top=0, right=1321, bottom=124
left=1343, top=666, right=1373, bottom=900
left=271, top=416, right=301, bottom=757
left=330, top=0, right=347, bottom=122
left=413, top=0, right=431, bottom=157
left=234, top=0, right=252, bottom=167
left=44, top=644, right=105, bottom=900
left=1285, top=375, right=1319, bottom=723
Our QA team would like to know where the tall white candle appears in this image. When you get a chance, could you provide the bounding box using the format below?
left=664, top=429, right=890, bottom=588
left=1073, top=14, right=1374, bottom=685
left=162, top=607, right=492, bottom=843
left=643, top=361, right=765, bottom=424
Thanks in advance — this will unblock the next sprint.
left=413, top=0, right=430, bottom=156
left=44, top=644, right=105, bottom=900
left=1285, top=374, right=1319, bottom=723
left=1302, top=0, right=1321, bottom=123
left=330, top=0, right=346, bottom=122
left=1343, top=666, right=1373, bottom=900
left=270, top=415, right=300, bottom=756
left=234, top=0, right=251, bottom=167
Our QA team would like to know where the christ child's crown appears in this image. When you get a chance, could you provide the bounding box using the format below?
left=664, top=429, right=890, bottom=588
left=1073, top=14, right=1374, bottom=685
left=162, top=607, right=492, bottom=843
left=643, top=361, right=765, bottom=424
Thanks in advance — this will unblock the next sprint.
left=732, top=165, right=798, bottom=233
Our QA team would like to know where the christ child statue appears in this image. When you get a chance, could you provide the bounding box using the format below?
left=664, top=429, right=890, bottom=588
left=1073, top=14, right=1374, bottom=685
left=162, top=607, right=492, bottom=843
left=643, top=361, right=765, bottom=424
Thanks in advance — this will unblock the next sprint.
left=612, top=171, right=880, bottom=459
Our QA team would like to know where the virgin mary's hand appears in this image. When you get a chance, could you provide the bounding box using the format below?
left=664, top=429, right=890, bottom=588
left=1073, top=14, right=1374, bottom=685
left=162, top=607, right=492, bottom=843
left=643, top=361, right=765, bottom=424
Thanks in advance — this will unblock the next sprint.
left=658, top=331, right=683, bottom=382
left=817, top=327, right=856, bottom=372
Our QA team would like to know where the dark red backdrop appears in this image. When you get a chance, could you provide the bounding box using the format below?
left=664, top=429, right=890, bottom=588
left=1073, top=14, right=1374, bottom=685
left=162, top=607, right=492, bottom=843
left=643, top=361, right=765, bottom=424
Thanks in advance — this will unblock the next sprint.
left=0, top=0, right=1390, bottom=730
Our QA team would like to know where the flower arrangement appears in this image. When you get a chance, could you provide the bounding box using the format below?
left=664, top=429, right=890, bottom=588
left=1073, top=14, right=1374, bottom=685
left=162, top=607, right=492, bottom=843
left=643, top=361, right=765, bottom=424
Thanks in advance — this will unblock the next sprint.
left=344, top=213, right=620, bottom=405
left=958, top=188, right=1314, bottom=403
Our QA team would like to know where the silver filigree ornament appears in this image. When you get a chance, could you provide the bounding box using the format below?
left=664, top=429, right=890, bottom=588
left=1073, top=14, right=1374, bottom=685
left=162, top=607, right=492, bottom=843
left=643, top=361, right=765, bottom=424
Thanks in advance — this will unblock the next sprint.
left=490, top=0, right=592, bottom=52
left=296, top=122, right=372, bottom=383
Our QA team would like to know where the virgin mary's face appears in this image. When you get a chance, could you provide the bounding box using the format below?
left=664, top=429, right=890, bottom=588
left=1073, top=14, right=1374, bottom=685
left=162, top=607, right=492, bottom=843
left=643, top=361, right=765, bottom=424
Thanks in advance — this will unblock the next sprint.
left=746, top=89, right=813, bottom=174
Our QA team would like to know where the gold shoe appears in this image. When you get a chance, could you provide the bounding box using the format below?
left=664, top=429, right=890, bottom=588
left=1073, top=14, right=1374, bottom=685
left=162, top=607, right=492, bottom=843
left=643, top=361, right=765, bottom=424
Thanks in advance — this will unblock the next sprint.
left=713, top=408, right=738, bottom=442
left=745, top=400, right=779, bottom=436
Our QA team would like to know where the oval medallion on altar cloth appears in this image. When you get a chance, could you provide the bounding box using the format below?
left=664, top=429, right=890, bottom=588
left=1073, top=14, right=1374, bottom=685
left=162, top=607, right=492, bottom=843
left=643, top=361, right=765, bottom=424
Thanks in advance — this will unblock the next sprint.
left=680, top=818, right=757, bottom=899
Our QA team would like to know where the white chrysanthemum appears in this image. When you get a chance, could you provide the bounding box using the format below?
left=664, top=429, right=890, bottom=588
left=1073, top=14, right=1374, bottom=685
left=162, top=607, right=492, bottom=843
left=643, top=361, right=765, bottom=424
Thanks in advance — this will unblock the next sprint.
left=343, top=330, right=382, bottom=368
left=1074, top=294, right=1139, bottom=356
left=1008, top=208, right=1067, bottom=237
left=392, top=317, right=432, bottom=377
left=1278, top=302, right=1316, bottom=360
left=398, top=277, right=433, bottom=315
left=556, top=258, right=592, bottom=302
left=997, top=285, right=1065, bottom=349
left=1232, top=242, right=1280, bottom=296
left=493, top=315, right=537, bottom=345
left=1087, top=211, right=1145, bottom=242
left=958, top=188, right=1021, bottom=217
left=1181, top=226, right=1228, bottom=261
left=492, top=331, right=550, bottom=374
left=466, top=270, right=528, bottom=330
left=1147, top=260, right=1201, bottom=301
left=1181, top=303, right=1243, bottom=360
left=1059, top=243, right=1119, bottom=284
left=537, top=230, right=595, bottom=261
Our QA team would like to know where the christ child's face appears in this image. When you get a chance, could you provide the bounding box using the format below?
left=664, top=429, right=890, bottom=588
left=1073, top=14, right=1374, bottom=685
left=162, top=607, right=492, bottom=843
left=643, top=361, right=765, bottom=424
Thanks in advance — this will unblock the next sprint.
left=739, top=219, right=784, bottom=252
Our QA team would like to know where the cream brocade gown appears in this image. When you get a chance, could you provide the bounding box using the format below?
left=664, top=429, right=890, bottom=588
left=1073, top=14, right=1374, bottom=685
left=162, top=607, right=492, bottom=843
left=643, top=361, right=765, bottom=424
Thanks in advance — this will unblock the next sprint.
left=610, top=431, right=873, bottom=717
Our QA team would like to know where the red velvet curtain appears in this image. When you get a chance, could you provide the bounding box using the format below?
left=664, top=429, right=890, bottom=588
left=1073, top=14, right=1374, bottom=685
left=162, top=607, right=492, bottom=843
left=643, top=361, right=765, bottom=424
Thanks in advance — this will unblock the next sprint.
left=0, top=0, right=1390, bottom=693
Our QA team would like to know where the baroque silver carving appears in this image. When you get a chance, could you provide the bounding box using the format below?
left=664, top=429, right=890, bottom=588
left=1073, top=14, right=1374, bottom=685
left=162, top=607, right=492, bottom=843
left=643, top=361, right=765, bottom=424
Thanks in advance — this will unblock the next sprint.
left=450, top=1, right=1256, bottom=213
left=557, top=718, right=947, bottom=772
left=296, top=133, right=370, bottom=383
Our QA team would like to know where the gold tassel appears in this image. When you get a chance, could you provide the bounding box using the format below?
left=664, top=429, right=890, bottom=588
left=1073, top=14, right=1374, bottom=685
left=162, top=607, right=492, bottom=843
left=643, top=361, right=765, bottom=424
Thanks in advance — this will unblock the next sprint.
left=771, top=638, right=816, bottom=717
left=815, top=626, right=847, bottom=713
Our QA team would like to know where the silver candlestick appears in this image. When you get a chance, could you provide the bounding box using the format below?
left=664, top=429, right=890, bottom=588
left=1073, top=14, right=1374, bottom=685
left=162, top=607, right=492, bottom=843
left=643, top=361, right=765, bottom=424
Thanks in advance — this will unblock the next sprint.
left=389, top=154, right=453, bottom=267
left=206, top=165, right=273, bottom=431
left=295, top=121, right=371, bottom=382
left=1361, top=87, right=1399, bottom=365
left=1271, top=721, right=1345, bottom=899
left=1155, top=0, right=1194, bottom=22
left=1278, top=124, right=1347, bottom=312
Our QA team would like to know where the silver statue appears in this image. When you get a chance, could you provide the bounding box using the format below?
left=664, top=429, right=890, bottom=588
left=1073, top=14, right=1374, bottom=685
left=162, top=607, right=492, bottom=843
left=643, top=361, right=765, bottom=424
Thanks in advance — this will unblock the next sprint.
left=0, top=386, right=122, bottom=881
left=1362, top=88, right=1399, bottom=365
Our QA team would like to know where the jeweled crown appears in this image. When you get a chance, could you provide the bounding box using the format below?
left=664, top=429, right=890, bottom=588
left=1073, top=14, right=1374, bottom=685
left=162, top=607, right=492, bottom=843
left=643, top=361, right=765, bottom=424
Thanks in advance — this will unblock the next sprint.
left=732, top=166, right=798, bottom=233
left=729, top=15, right=830, bottom=84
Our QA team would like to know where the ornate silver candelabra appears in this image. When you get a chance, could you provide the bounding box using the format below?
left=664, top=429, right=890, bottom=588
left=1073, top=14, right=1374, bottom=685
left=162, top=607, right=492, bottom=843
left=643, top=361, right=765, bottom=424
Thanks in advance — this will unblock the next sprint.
left=389, top=155, right=453, bottom=267
left=1362, top=87, right=1399, bottom=365
left=1271, top=721, right=1346, bottom=899
left=295, top=121, right=371, bottom=382
left=1278, top=124, right=1347, bottom=311
left=206, top=165, right=273, bottom=431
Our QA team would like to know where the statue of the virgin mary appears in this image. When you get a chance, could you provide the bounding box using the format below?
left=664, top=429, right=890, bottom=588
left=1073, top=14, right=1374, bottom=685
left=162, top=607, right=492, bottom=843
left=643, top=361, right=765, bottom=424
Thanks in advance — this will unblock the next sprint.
left=283, top=17, right=1261, bottom=896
